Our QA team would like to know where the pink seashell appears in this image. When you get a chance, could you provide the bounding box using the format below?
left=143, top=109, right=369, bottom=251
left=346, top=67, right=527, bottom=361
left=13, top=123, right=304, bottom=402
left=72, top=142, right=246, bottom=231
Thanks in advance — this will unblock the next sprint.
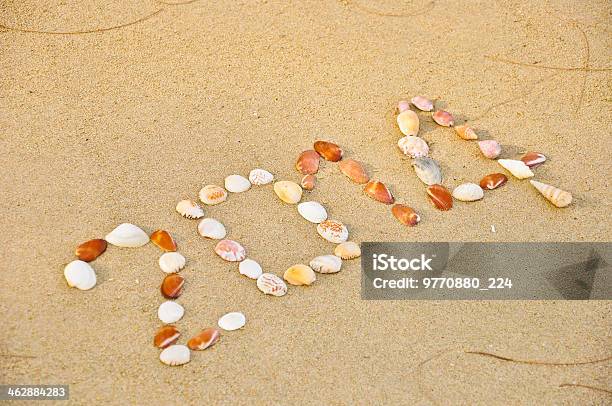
left=214, top=239, right=246, bottom=262
left=478, top=140, right=502, bottom=159
left=397, top=136, right=429, bottom=158
left=411, top=96, right=434, bottom=112
left=398, top=100, right=411, bottom=113
left=432, top=110, right=454, bottom=127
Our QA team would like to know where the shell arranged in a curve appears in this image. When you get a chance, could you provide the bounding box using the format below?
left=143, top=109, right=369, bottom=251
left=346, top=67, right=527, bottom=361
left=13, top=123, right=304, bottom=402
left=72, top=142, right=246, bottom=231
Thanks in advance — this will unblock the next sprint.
left=64, top=260, right=97, bottom=290
left=176, top=200, right=204, bottom=219
left=105, top=223, right=149, bottom=248
left=317, top=219, right=349, bottom=243
left=397, top=136, right=429, bottom=158
left=412, top=157, right=442, bottom=186
left=256, top=273, right=288, bottom=296
left=214, top=239, right=246, bottom=262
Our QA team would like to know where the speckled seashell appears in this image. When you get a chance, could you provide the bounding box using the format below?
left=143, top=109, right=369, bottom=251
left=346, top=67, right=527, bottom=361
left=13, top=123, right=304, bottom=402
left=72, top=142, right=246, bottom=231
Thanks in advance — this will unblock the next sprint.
left=197, top=218, right=226, bottom=239
left=317, top=219, right=348, bottom=243
left=397, top=108, right=420, bottom=136
left=218, top=312, right=246, bottom=331
left=284, top=264, right=316, bottom=286
left=498, top=159, right=534, bottom=179
left=239, top=259, right=263, bottom=279
left=397, top=136, right=429, bottom=158
left=256, top=273, right=288, bottom=296
left=309, top=255, right=342, bottom=274
left=334, top=242, right=361, bottom=260
left=411, top=96, right=434, bottom=112
left=432, top=110, right=454, bottom=127
left=158, top=301, right=185, bottom=324
left=301, top=174, right=316, bottom=191
left=199, top=185, right=228, bottom=205
left=412, top=157, right=442, bottom=185
left=105, top=223, right=149, bottom=248
left=64, top=260, right=96, bottom=290
left=214, top=239, right=246, bottom=262
left=224, top=174, right=251, bottom=193
left=248, top=168, right=274, bottom=185
left=176, top=200, right=204, bottom=219
left=188, top=328, right=220, bottom=351
left=273, top=181, right=302, bottom=204
left=530, top=180, right=572, bottom=208
left=452, top=183, right=484, bottom=202
left=478, top=140, right=502, bottom=159
left=454, top=125, right=478, bottom=140
left=159, top=345, right=190, bottom=366
left=297, top=201, right=328, bottom=223
left=159, top=252, right=186, bottom=274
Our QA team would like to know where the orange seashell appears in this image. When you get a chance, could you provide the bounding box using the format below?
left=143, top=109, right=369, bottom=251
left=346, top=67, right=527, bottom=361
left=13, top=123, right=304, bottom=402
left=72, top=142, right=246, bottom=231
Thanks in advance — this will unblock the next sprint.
left=338, top=159, right=370, bottom=184
left=75, top=239, right=107, bottom=262
left=426, top=184, right=453, bottom=211
left=364, top=180, right=394, bottom=204
left=154, top=325, right=180, bottom=349
left=314, top=141, right=343, bottom=162
left=520, top=151, right=546, bottom=168
left=454, top=124, right=478, bottom=140
left=187, top=328, right=220, bottom=351
left=391, top=204, right=420, bottom=226
left=432, top=110, right=454, bottom=127
left=295, top=150, right=320, bottom=174
left=150, top=230, right=177, bottom=252
left=161, top=274, right=185, bottom=299
left=479, top=173, right=508, bottom=190
left=301, top=174, right=316, bottom=191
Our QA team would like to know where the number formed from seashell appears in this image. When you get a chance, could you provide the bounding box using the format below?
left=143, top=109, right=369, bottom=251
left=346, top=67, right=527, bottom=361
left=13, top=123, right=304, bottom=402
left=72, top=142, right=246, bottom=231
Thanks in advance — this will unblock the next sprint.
left=64, top=260, right=97, bottom=290
left=257, top=273, right=288, bottom=296
left=224, top=174, right=251, bottom=193
left=197, top=218, right=227, bottom=240
left=529, top=180, right=572, bottom=208
left=176, top=200, right=204, bottom=219
left=248, top=168, right=274, bottom=185
left=218, top=312, right=246, bottom=331
left=297, top=201, right=328, bottom=224
left=426, top=184, right=453, bottom=211
left=478, top=140, right=502, bottom=159
left=159, top=345, right=190, bottom=366
left=239, top=258, right=263, bottom=279
left=391, top=204, right=420, bottom=226
left=412, top=157, right=442, bottom=186
left=158, top=301, right=185, bottom=324
left=521, top=152, right=546, bottom=168
left=396, top=106, right=420, bottom=136
left=411, top=96, right=434, bottom=112
left=309, top=255, right=342, bottom=274
left=284, top=264, right=316, bottom=286
left=159, top=252, right=186, bottom=274
left=338, top=158, right=370, bottom=184
left=317, top=219, right=349, bottom=243
left=314, top=140, right=343, bottom=162
left=454, top=124, right=478, bottom=140
left=273, top=181, right=302, bottom=204
left=214, top=239, right=246, bottom=262
left=397, top=136, right=429, bottom=158
left=498, top=159, right=534, bottom=179
left=154, top=325, right=180, bottom=349
left=150, top=230, right=177, bottom=252
left=199, top=185, right=228, bottom=205
left=364, top=180, right=395, bottom=204
left=334, top=241, right=361, bottom=260
left=452, top=183, right=484, bottom=202
left=432, top=110, right=454, bottom=127
left=161, top=274, right=185, bottom=299
left=479, top=173, right=508, bottom=190
left=295, top=150, right=320, bottom=175
left=188, top=328, right=220, bottom=351
left=105, top=223, right=149, bottom=248
left=301, top=174, right=316, bottom=191
left=75, top=239, right=107, bottom=262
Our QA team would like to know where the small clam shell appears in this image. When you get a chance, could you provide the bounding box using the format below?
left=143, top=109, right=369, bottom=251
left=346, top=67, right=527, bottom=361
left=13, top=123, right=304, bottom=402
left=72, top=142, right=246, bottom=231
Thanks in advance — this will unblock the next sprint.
left=309, top=255, right=342, bottom=274
left=432, top=110, right=454, bottom=127
left=301, top=174, right=316, bottom=191
left=199, top=185, right=228, bottom=205
left=154, top=325, right=180, bottom=349
left=317, top=219, right=348, bottom=243
left=479, top=173, right=508, bottom=190
left=398, top=100, right=411, bottom=112
left=334, top=242, right=361, bottom=260
left=314, top=140, right=343, bottom=162
left=284, top=264, right=316, bottom=286
left=454, top=124, right=478, bottom=140
left=411, top=96, right=434, bottom=112
left=397, top=109, right=420, bottom=136
left=158, top=301, right=185, bottom=324
left=64, top=260, right=96, bottom=290
left=197, top=218, right=227, bottom=239
left=452, top=183, right=484, bottom=202
left=295, top=150, right=320, bottom=174
left=150, top=230, right=177, bottom=252
left=239, top=259, right=263, bottom=279
left=105, top=223, right=149, bottom=248
left=530, top=180, right=572, bottom=208
left=214, top=239, right=246, bottom=262
left=159, top=252, right=186, bottom=274
left=256, top=273, right=288, bottom=296
left=224, top=174, right=251, bottom=193
left=248, top=168, right=274, bottom=185
left=391, top=204, right=420, bottom=226
left=521, top=152, right=546, bottom=168
left=364, top=180, right=394, bottom=204
left=176, top=200, right=204, bottom=219
left=218, top=312, right=246, bottom=331
left=412, top=157, right=442, bottom=185
left=478, top=140, right=502, bottom=159
left=498, top=159, right=534, bottom=179
left=161, top=274, right=185, bottom=299
left=397, top=136, right=429, bottom=158
left=339, top=159, right=370, bottom=184
left=273, top=181, right=302, bottom=204
left=159, top=345, right=190, bottom=366
left=426, top=184, right=453, bottom=211
left=188, top=328, right=220, bottom=351
left=75, top=239, right=107, bottom=262
left=297, top=201, right=328, bottom=223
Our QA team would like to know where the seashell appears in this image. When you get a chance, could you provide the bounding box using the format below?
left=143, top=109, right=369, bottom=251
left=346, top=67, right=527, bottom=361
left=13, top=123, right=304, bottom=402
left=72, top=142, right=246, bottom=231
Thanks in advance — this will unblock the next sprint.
left=64, top=260, right=96, bottom=290
left=159, top=344, right=190, bottom=366
left=432, top=110, right=454, bottom=127
left=239, top=259, right=263, bottom=279
left=364, top=180, right=394, bottom=204
left=521, top=152, right=546, bottom=168
left=398, top=100, right=411, bottom=113
left=105, top=223, right=149, bottom=248
left=397, top=109, right=420, bottom=136
left=338, top=159, right=370, bottom=184
left=150, top=230, right=177, bottom=252
left=479, top=173, right=508, bottom=190
left=309, top=255, right=342, bottom=274
left=397, top=136, right=429, bottom=158
left=412, top=157, right=442, bottom=185
left=248, top=168, right=274, bottom=185
left=154, top=325, right=180, bottom=349
left=197, top=218, right=226, bottom=239
left=334, top=242, right=361, bottom=260
left=295, top=150, right=320, bottom=174
left=218, top=312, right=246, bottom=331
left=188, top=328, right=220, bottom=351
left=75, top=239, right=107, bottom=262
left=214, top=239, right=246, bottom=262
left=161, top=274, right=185, bottom=299
left=273, top=181, right=302, bottom=204
left=426, top=184, right=453, bottom=211
left=391, top=204, right=420, bottom=226
left=314, top=140, right=343, bottom=162
left=256, top=273, right=288, bottom=296
left=158, top=301, right=185, bottom=324
left=452, top=183, right=484, bottom=202
left=301, top=174, right=316, bottom=191
left=498, top=159, right=534, bottom=179
left=454, top=124, right=478, bottom=140
left=199, top=185, right=227, bottom=205
left=297, top=201, right=328, bottom=223
left=176, top=200, right=204, bottom=219
left=284, top=264, right=316, bottom=286
left=478, top=140, right=502, bottom=159
left=159, top=252, right=186, bottom=274
left=411, top=96, right=434, bottom=112
left=224, top=174, right=251, bottom=193
left=530, top=180, right=572, bottom=208
left=317, top=219, right=349, bottom=243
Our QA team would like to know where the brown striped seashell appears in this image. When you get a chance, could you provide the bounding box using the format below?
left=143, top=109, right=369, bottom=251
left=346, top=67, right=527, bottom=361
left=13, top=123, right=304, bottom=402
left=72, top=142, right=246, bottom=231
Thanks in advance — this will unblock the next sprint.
left=432, top=110, right=454, bottom=127
left=161, top=274, right=185, bottom=299
left=295, top=150, right=320, bottom=174
left=274, top=181, right=302, bottom=204
left=187, top=328, right=220, bottom=351
left=314, top=140, right=343, bottom=162
left=412, top=157, right=442, bottom=185
left=154, top=325, right=180, bottom=349
left=479, top=173, right=507, bottom=190
left=301, top=174, right=316, bottom=191
left=411, top=96, right=434, bottom=112
left=159, top=345, right=190, bottom=366
left=397, top=108, right=420, bottom=136
left=75, top=239, right=107, bottom=262
left=364, top=180, right=394, bottom=204
left=334, top=242, right=361, bottom=260
left=338, top=159, right=370, bottom=184
left=397, top=136, right=429, bottom=158
left=521, top=152, right=546, bottom=168
left=426, top=184, right=453, bottom=211
left=214, top=239, right=246, bottom=262
left=529, top=180, right=572, bottom=208
left=391, top=204, right=420, bottom=226
left=284, top=264, right=316, bottom=286
left=454, top=124, right=478, bottom=140
left=478, top=140, right=502, bottom=159
left=498, top=159, right=534, bottom=179
left=150, top=230, right=177, bottom=252
left=199, top=185, right=227, bottom=205
left=176, top=200, right=204, bottom=219
left=256, top=273, right=288, bottom=296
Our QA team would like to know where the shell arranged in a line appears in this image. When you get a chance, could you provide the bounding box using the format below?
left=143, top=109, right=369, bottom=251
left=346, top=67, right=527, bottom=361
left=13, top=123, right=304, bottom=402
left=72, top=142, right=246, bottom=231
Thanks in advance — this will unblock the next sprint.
left=64, top=260, right=96, bottom=290
left=317, top=219, right=349, bottom=243
left=391, top=204, right=420, bottom=226
left=478, top=140, right=502, bottom=159
left=199, top=185, right=228, bottom=205
left=256, top=273, right=288, bottom=297
left=397, top=108, right=420, bottom=136
left=297, top=201, right=328, bottom=224
left=218, top=312, right=246, bottom=331
left=454, top=124, right=478, bottom=140
left=314, top=140, right=343, bottom=162
left=239, top=259, right=263, bottom=279
left=427, top=184, right=453, bottom=211
left=214, top=239, right=246, bottom=262
left=176, top=200, right=204, bottom=219
left=105, top=223, right=149, bottom=248
left=364, top=180, right=394, bottom=204
left=301, top=174, right=316, bottom=191
left=284, top=264, right=316, bottom=286
left=310, top=255, right=342, bottom=274
left=397, top=136, right=429, bottom=158
left=159, top=345, right=190, bottom=366
left=412, top=157, right=442, bottom=185
left=339, top=159, right=370, bottom=184
left=530, top=180, right=572, bottom=208
left=198, top=218, right=227, bottom=240
left=248, top=168, right=274, bottom=185
left=432, top=110, right=454, bottom=127
left=295, top=150, right=320, bottom=175
left=188, top=328, right=220, bottom=351
left=411, top=96, right=434, bottom=112
left=154, top=325, right=180, bottom=349
left=75, top=239, right=107, bottom=262
left=498, top=159, right=534, bottom=179
left=334, top=242, right=361, bottom=260
left=158, top=301, right=185, bottom=324
left=479, top=173, right=508, bottom=190
left=521, top=152, right=546, bottom=168
left=161, top=274, right=185, bottom=299
left=159, top=252, right=186, bottom=274
left=224, top=174, right=251, bottom=193
left=452, top=183, right=484, bottom=202
left=150, top=230, right=177, bottom=252
left=274, top=181, right=302, bottom=204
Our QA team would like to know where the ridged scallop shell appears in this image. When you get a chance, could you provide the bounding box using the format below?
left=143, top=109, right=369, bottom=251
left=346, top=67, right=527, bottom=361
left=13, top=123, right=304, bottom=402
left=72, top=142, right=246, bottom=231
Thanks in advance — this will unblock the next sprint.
left=397, top=109, right=420, bottom=136
left=248, top=168, right=274, bottom=185
left=300, top=174, right=316, bottom=191
left=188, top=328, right=220, bottom=351
left=432, top=110, right=454, bottom=127
left=412, top=157, right=442, bottom=185
left=478, top=140, right=502, bottom=159
left=338, top=159, right=370, bottom=184
left=214, top=239, right=246, bottom=262
left=224, top=174, right=251, bottom=193
left=256, top=273, right=288, bottom=296
left=199, top=185, right=227, bottom=205
left=317, top=219, right=348, bottom=243
left=159, top=252, right=186, bottom=274
left=75, top=239, right=107, bottom=262
left=530, top=180, right=572, bottom=208
left=498, top=159, right=534, bottom=179
left=239, top=259, right=263, bottom=279
left=297, top=201, right=328, bottom=223
left=452, top=183, right=484, bottom=202
left=284, top=264, right=316, bottom=285
left=105, top=223, right=149, bottom=248
left=176, top=200, right=204, bottom=219
left=218, top=312, right=246, bottom=331
left=64, top=260, right=96, bottom=290
left=158, top=301, right=185, bottom=324
left=411, top=96, right=434, bottom=112
left=391, top=204, right=420, bottom=226
left=274, top=181, right=302, bottom=204
left=454, top=124, right=478, bottom=140
left=334, top=242, right=361, bottom=260
left=198, top=218, right=227, bottom=239
left=154, top=325, right=180, bottom=349
left=159, top=345, right=190, bottom=366
left=309, top=255, right=342, bottom=274
left=397, top=136, right=429, bottom=158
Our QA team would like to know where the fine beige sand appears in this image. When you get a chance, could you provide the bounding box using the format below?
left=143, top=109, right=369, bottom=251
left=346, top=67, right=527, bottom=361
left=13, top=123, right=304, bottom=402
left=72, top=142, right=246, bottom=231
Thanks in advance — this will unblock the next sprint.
left=1, top=1, right=611, bottom=404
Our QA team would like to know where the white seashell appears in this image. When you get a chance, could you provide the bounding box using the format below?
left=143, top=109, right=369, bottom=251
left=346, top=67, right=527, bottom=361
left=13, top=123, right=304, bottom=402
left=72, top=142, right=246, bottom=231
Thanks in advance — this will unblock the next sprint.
left=159, top=345, right=190, bottom=366
left=397, top=136, right=429, bottom=158
left=105, top=223, right=149, bottom=248
left=310, top=255, right=342, bottom=274
left=158, top=301, right=185, bottom=324
left=452, top=183, right=484, bottom=202
left=316, top=220, right=349, bottom=243
left=334, top=242, right=361, bottom=260
left=218, top=312, right=246, bottom=331
left=248, top=168, right=274, bottom=185
left=197, top=218, right=226, bottom=239
left=176, top=200, right=204, bottom=219
left=239, top=259, right=263, bottom=279
left=199, top=185, right=227, bottom=205
left=297, top=201, right=328, bottom=223
left=64, top=260, right=96, bottom=290
left=256, top=273, right=288, bottom=296
left=159, top=252, right=186, bottom=274
left=530, top=180, right=573, bottom=208
left=498, top=159, right=534, bottom=179
left=224, top=174, right=251, bottom=193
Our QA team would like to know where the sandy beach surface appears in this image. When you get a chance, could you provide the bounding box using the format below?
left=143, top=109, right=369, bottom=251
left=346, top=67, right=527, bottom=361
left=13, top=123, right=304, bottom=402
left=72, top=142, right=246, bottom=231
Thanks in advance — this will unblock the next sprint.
left=1, top=0, right=611, bottom=404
